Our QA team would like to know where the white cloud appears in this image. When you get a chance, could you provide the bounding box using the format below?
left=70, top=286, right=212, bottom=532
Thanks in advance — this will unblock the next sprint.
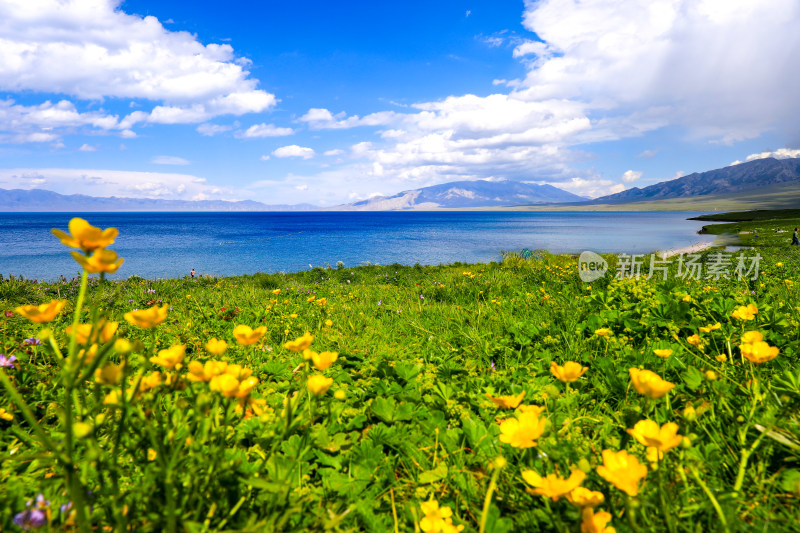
left=547, top=176, right=625, bottom=198
left=637, top=149, right=658, bottom=158
left=294, top=184, right=308, bottom=191
left=152, top=155, right=190, bottom=165
left=0, top=168, right=235, bottom=200
left=196, top=123, right=233, bottom=136
left=518, top=0, right=800, bottom=142
left=0, top=0, right=275, bottom=138
left=236, top=123, right=295, bottom=138
left=621, top=170, right=642, bottom=183
left=0, top=98, right=125, bottom=143
left=323, top=149, right=345, bottom=156
left=260, top=155, right=270, bottom=161
left=78, top=143, right=97, bottom=152
left=732, top=148, right=800, bottom=165
left=272, top=145, right=315, bottom=159
left=672, top=170, right=685, bottom=179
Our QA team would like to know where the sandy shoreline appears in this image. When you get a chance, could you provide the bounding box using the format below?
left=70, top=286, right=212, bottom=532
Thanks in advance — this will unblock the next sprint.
left=657, top=240, right=716, bottom=259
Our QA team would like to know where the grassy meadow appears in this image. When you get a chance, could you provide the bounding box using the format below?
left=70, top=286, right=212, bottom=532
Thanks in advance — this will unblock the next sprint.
left=1, top=217, right=799, bottom=532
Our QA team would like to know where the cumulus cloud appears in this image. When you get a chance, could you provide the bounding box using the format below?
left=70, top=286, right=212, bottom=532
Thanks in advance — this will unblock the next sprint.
left=518, top=0, right=800, bottom=142
left=0, top=168, right=235, bottom=200
left=731, top=147, right=800, bottom=165
left=0, top=0, right=275, bottom=142
left=78, top=144, right=97, bottom=152
left=236, top=123, right=295, bottom=138
left=296, top=0, right=800, bottom=199
left=621, top=170, right=642, bottom=183
left=152, top=155, right=190, bottom=165
left=272, top=145, right=315, bottom=159
left=196, top=123, right=233, bottom=136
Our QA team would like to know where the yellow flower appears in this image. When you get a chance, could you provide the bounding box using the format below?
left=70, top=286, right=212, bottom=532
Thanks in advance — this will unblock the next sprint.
left=518, top=404, right=547, bottom=416
left=187, top=360, right=228, bottom=382
left=311, top=351, right=339, bottom=370
left=94, top=363, right=124, bottom=385
left=498, top=410, right=547, bottom=449
left=596, top=449, right=648, bottom=496
left=316, top=297, right=327, bottom=306
left=522, top=469, right=586, bottom=501
left=550, top=361, right=588, bottom=383
left=71, top=249, right=124, bottom=274
left=715, top=354, right=727, bottom=362
left=209, top=373, right=258, bottom=399
left=629, top=368, right=674, bottom=399
left=307, top=296, right=316, bottom=302
left=626, top=420, right=682, bottom=453
left=567, top=487, right=605, bottom=508
left=271, top=289, right=281, bottom=295
left=307, top=374, right=333, bottom=395
left=594, top=328, right=612, bottom=337
left=731, top=304, right=758, bottom=321
left=0, top=408, right=13, bottom=421
left=147, top=448, right=157, bottom=461
left=290, top=313, right=298, bottom=319
left=419, top=499, right=464, bottom=533
left=285, top=331, right=314, bottom=352
left=124, top=304, right=168, bottom=328
left=653, top=348, right=673, bottom=358
left=15, top=300, right=66, bottom=323
left=51, top=217, right=118, bottom=252
left=682, top=294, right=692, bottom=302
left=698, top=323, right=721, bottom=333
left=741, top=331, right=763, bottom=344
left=233, top=324, right=266, bottom=345
left=205, top=338, right=228, bottom=355
left=686, top=334, right=702, bottom=347
left=66, top=320, right=118, bottom=344
left=487, top=391, right=525, bottom=409
left=580, top=508, right=616, bottom=533
left=324, top=319, right=333, bottom=327
left=740, top=341, right=779, bottom=364
left=149, top=344, right=185, bottom=370
left=139, top=372, right=163, bottom=392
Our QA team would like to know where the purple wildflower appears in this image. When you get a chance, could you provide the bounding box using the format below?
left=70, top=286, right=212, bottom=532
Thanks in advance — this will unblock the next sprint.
left=0, top=354, right=17, bottom=369
left=24, top=338, right=42, bottom=346
left=378, top=300, right=382, bottom=306
left=420, top=294, right=424, bottom=300
left=14, top=494, right=50, bottom=530
left=490, top=361, right=496, bottom=372
left=13, top=509, right=47, bottom=530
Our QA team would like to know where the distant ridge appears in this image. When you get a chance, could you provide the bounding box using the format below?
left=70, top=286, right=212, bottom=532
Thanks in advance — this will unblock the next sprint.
left=591, top=157, right=800, bottom=204
left=0, top=188, right=319, bottom=212
left=337, top=179, right=585, bottom=210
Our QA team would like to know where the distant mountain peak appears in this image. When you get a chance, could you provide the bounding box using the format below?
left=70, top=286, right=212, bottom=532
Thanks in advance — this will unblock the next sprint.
left=0, top=188, right=318, bottom=212
left=593, top=157, right=800, bottom=204
left=339, top=179, right=584, bottom=210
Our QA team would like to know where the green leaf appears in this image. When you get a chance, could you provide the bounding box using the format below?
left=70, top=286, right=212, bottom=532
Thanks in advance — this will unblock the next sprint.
left=418, top=462, right=448, bottom=484
left=683, top=366, right=704, bottom=391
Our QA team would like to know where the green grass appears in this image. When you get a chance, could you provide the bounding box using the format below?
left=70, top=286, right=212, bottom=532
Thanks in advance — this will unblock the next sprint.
left=1, top=224, right=799, bottom=532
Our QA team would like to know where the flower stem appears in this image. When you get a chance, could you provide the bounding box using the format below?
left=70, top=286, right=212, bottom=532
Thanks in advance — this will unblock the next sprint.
left=478, top=463, right=501, bottom=533
left=689, top=467, right=729, bottom=533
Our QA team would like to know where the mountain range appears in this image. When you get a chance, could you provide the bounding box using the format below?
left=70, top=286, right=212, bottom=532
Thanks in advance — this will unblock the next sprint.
left=336, top=180, right=585, bottom=210
left=590, top=157, right=800, bottom=204
left=0, top=188, right=317, bottom=212
left=1, top=157, right=798, bottom=211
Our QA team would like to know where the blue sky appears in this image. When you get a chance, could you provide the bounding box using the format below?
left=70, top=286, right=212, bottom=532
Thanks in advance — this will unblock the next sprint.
left=1, top=0, right=799, bottom=206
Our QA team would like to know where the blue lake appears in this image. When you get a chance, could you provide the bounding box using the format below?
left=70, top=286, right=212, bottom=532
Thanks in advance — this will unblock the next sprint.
left=0, top=211, right=714, bottom=280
